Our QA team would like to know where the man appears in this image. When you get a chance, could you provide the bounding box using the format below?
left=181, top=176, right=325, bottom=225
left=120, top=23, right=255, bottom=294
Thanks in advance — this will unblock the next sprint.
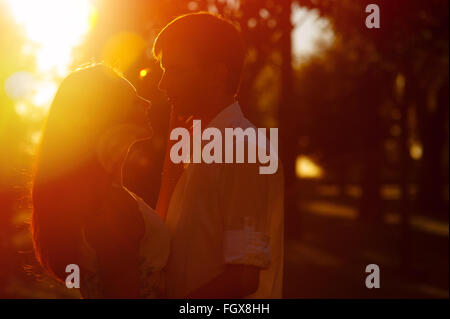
left=154, top=12, right=284, bottom=298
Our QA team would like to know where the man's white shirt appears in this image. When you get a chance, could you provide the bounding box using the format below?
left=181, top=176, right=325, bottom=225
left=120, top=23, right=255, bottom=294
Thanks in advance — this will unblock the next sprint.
left=164, top=102, right=284, bottom=298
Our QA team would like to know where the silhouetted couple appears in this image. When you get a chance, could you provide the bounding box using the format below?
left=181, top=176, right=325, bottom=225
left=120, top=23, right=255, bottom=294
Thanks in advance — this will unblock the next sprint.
left=31, top=12, right=284, bottom=299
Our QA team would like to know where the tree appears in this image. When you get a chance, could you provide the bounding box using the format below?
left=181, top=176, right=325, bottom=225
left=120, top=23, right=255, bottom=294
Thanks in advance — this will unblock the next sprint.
left=295, top=0, right=448, bottom=269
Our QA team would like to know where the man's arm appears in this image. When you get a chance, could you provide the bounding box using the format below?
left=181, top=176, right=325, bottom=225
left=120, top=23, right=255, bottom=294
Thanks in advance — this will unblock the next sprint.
left=186, top=264, right=259, bottom=299
left=187, top=153, right=271, bottom=299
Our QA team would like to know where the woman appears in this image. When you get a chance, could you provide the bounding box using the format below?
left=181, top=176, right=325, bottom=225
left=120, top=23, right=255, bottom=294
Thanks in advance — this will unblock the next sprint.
left=31, top=63, right=169, bottom=298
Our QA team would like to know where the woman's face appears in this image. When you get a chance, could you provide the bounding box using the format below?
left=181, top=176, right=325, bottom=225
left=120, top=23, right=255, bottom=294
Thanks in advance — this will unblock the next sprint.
left=96, top=78, right=153, bottom=174
left=122, top=78, right=153, bottom=139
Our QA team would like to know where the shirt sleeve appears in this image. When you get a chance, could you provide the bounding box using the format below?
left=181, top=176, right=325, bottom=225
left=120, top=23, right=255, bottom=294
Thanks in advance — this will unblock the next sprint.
left=220, top=161, right=272, bottom=269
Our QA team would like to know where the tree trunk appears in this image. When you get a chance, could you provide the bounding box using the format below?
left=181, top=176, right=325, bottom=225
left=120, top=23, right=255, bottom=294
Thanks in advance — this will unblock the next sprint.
left=417, top=78, right=449, bottom=218
left=358, top=70, right=383, bottom=222
left=399, top=75, right=412, bottom=271
left=278, top=0, right=298, bottom=227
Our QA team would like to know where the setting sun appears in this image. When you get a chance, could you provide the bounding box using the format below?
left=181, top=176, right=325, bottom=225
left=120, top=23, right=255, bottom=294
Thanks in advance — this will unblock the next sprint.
left=6, top=0, right=96, bottom=75
left=4, top=0, right=97, bottom=122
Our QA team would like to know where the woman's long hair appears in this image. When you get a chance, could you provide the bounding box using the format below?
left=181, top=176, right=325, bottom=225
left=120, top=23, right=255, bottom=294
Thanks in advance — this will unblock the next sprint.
left=31, top=63, right=145, bottom=281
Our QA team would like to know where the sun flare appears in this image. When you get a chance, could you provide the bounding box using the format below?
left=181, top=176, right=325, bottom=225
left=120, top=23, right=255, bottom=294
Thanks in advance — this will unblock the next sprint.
left=4, top=0, right=96, bottom=124
left=6, top=0, right=95, bottom=76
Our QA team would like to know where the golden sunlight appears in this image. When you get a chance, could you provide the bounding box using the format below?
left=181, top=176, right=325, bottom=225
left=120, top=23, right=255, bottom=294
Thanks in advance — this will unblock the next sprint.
left=139, top=68, right=150, bottom=79
left=410, top=141, right=423, bottom=160
left=291, top=3, right=334, bottom=64
left=6, top=0, right=96, bottom=76
left=4, top=0, right=97, bottom=127
left=102, top=32, right=147, bottom=72
left=296, top=155, right=324, bottom=179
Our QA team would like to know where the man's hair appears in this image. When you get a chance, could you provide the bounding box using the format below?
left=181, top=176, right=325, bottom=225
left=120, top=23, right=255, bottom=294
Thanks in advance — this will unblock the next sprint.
left=153, top=12, right=245, bottom=96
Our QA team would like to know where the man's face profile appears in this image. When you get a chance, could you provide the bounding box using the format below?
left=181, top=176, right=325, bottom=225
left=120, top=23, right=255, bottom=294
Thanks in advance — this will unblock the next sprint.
left=158, top=45, right=219, bottom=117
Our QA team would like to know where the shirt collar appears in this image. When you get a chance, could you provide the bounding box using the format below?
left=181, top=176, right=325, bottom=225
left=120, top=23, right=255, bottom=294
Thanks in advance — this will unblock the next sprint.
left=204, top=101, right=243, bottom=130
left=185, top=101, right=244, bottom=169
